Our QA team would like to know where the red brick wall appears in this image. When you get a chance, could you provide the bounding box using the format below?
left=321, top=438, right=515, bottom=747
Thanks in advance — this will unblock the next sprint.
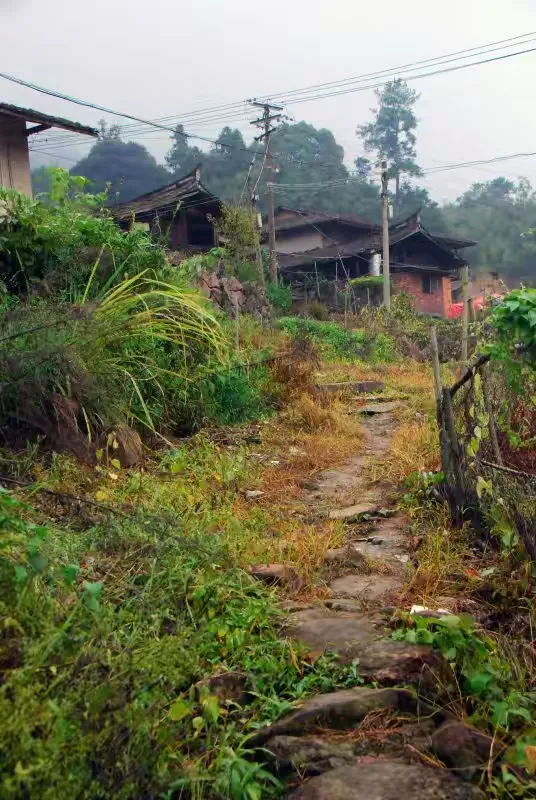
left=392, top=272, right=451, bottom=316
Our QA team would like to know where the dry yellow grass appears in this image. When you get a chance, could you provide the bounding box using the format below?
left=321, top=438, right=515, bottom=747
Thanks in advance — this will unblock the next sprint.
left=378, top=417, right=440, bottom=485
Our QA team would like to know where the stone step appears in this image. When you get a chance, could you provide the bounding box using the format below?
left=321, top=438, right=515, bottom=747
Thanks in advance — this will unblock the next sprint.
left=249, top=687, right=407, bottom=746
left=316, top=380, right=385, bottom=395
left=358, top=401, right=407, bottom=415
left=287, top=607, right=449, bottom=688
left=328, top=573, right=404, bottom=601
left=288, top=759, right=484, bottom=799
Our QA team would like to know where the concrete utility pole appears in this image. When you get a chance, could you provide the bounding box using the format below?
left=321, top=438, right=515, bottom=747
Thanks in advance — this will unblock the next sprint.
left=249, top=101, right=284, bottom=285
left=381, top=160, right=391, bottom=310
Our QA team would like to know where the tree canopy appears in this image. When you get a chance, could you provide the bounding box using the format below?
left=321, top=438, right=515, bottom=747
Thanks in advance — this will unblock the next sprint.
left=357, top=78, right=422, bottom=208
left=27, top=105, right=536, bottom=286
left=71, top=124, right=169, bottom=202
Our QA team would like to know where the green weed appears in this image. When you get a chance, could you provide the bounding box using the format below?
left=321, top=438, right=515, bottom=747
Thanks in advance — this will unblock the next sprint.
left=0, top=485, right=364, bottom=799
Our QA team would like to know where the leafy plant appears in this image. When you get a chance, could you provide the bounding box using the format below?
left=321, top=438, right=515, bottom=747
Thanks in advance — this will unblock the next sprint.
left=266, top=282, right=292, bottom=312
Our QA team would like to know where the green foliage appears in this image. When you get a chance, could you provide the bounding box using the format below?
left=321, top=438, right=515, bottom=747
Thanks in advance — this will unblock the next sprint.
left=307, top=300, right=329, bottom=321
left=0, top=170, right=167, bottom=295
left=443, top=177, right=536, bottom=283
left=216, top=205, right=260, bottom=266
left=71, top=125, right=170, bottom=202
left=279, top=316, right=396, bottom=363
left=359, top=293, right=461, bottom=361
left=185, top=366, right=270, bottom=427
left=490, top=287, right=536, bottom=366
left=357, top=78, right=422, bottom=206
left=266, top=282, right=292, bottom=311
left=393, top=614, right=535, bottom=731
left=0, top=486, right=364, bottom=799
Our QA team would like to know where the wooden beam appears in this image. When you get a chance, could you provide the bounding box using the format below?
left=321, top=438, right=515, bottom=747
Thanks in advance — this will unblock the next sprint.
left=25, top=124, right=51, bottom=137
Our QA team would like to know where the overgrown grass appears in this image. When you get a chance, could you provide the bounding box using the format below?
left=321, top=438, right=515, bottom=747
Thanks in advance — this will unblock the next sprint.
left=279, top=317, right=398, bottom=363
left=0, top=482, right=365, bottom=800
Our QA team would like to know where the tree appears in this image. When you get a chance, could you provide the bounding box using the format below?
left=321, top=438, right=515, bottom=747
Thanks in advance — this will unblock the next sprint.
left=253, top=121, right=381, bottom=216
left=165, top=124, right=204, bottom=177
left=443, top=177, right=536, bottom=283
left=71, top=136, right=170, bottom=202
left=357, top=79, right=422, bottom=208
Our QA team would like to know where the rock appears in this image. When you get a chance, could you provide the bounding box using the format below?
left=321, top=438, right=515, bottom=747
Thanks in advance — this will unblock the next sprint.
left=359, top=401, right=407, bottom=415
left=266, top=734, right=356, bottom=776
left=250, top=687, right=405, bottom=745
left=289, top=759, right=484, bottom=799
left=324, top=599, right=363, bottom=612
left=324, top=544, right=367, bottom=566
left=249, top=564, right=303, bottom=592
left=287, top=608, right=380, bottom=658
left=316, top=380, right=385, bottom=395
left=244, top=489, right=265, bottom=499
left=195, top=671, right=246, bottom=706
left=329, top=573, right=404, bottom=602
left=355, top=640, right=450, bottom=688
left=431, top=721, right=505, bottom=780
left=288, top=447, right=307, bottom=457
left=102, top=425, right=143, bottom=467
left=287, top=608, right=449, bottom=688
left=329, top=503, right=379, bottom=521
left=279, top=600, right=314, bottom=613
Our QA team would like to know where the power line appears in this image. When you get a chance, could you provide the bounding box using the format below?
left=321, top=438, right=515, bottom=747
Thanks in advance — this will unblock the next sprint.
left=0, top=70, right=263, bottom=157
left=276, top=44, right=536, bottom=106
left=9, top=31, right=536, bottom=159
left=257, top=31, right=536, bottom=103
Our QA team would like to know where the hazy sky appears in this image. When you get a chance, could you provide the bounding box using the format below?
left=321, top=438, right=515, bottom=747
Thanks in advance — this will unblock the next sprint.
left=3, top=0, right=536, bottom=202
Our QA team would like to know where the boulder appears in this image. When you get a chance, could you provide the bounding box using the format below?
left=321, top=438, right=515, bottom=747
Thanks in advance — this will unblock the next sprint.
left=432, top=721, right=506, bottom=780
left=289, top=759, right=485, bottom=799
left=287, top=608, right=450, bottom=689
left=266, top=734, right=356, bottom=776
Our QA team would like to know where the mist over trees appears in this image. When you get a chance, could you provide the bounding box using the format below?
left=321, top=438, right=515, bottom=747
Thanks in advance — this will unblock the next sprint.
left=30, top=82, right=536, bottom=283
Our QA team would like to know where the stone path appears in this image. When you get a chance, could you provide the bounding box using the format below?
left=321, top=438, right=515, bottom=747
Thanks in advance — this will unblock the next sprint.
left=250, top=406, right=493, bottom=798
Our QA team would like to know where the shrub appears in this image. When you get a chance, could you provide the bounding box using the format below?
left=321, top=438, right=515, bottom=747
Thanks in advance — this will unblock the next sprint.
left=307, top=300, right=329, bottom=320
left=266, top=281, right=292, bottom=311
left=0, top=272, right=223, bottom=452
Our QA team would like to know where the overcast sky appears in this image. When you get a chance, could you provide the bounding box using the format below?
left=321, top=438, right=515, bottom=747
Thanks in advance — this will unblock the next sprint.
left=2, top=0, right=536, bottom=202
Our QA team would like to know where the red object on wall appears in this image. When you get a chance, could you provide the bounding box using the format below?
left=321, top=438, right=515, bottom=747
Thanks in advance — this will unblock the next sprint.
left=448, top=294, right=503, bottom=319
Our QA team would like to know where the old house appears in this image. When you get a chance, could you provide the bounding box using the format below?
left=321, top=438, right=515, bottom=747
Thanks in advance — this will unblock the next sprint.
left=0, top=102, right=98, bottom=196
left=269, top=207, right=475, bottom=317
left=112, top=167, right=222, bottom=255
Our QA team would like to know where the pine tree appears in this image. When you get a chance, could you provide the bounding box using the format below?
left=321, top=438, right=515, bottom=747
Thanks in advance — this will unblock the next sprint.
left=357, top=79, right=422, bottom=208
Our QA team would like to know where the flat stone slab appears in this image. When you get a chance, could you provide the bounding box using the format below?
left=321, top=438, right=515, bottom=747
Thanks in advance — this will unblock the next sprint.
left=287, top=608, right=380, bottom=657
left=250, top=687, right=404, bottom=745
left=328, top=503, right=379, bottom=521
left=324, top=598, right=363, bottom=612
left=317, top=380, right=384, bottom=394
left=329, top=573, right=404, bottom=602
left=287, top=608, right=447, bottom=687
left=359, top=401, right=407, bottom=415
left=289, top=759, right=485, bottom=799
left=265, top=734, right=356, bottom=775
